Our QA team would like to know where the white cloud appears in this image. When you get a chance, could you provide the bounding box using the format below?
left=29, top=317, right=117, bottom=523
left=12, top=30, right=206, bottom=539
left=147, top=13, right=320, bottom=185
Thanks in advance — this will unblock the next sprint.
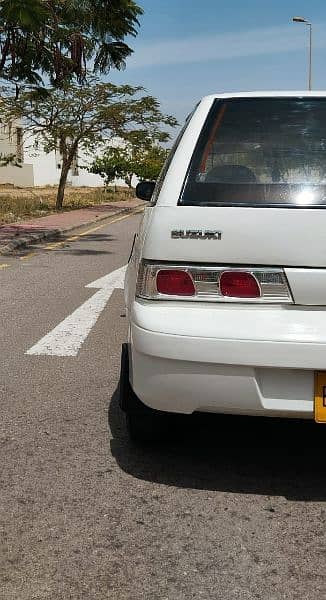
left=128, top=24, right=326, bottom=69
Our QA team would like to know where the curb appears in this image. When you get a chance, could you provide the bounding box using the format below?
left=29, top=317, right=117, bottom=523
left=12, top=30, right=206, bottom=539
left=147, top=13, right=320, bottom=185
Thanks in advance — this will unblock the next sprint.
left=0, top=205, right=143, bottom=256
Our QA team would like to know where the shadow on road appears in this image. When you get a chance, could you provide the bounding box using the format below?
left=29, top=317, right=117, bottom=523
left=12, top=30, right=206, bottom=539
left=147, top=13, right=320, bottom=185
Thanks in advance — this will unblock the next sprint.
left=58, top=233, right=117, bottom=256
left=109, top=388, right=326, bottom=502
left=16, top=233, right=117, bottom=258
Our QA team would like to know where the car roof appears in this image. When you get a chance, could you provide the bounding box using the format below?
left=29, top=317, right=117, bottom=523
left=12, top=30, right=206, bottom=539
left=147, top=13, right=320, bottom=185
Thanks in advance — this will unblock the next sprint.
left=203, top=91, right=326, bottom=101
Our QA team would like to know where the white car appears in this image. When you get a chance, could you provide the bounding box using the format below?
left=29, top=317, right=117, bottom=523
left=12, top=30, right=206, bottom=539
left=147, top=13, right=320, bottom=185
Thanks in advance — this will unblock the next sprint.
left=120, top=91, right=326, bottom=441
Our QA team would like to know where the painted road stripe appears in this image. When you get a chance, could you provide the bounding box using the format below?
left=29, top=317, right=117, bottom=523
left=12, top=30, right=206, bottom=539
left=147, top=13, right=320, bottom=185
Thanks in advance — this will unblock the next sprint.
left=65, top=235, right=79, bottom=242
left=20, top=252, right=37, bottom=261
left=78, top=210, right=144, bottom=236
left=26, top=265, right=127, bottom=357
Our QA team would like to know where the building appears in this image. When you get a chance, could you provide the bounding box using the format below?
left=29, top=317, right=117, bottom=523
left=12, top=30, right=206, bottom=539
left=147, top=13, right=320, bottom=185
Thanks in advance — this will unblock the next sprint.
left=0, top=122, right=132, bottom=188
left=0, top=121, right=34, bottom=186
left=25, top=146, right=104, bottom=187
left=0, top=122, right=105, bottom=188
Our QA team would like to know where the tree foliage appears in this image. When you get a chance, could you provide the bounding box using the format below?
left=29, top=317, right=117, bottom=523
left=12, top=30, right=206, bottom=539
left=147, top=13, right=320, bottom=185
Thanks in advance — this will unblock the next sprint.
left=0, top=151, right=20, bottom=167
left=2, top=79, right=177, bottom=208
left=133, top=145, right=169, bottom=181
left=90, top=147, right=134, bottom=187
left=90, top=144, right=169, bottom=187
left=0, top=0, right=143, bottom=89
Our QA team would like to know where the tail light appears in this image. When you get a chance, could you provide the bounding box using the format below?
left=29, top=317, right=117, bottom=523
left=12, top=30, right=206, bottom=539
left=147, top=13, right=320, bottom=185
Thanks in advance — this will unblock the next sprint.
left=220, top=271, right=260, bottom=298
left=156, top=269, right=195, bottom=296
left=136, top=262, right=293, bottom=303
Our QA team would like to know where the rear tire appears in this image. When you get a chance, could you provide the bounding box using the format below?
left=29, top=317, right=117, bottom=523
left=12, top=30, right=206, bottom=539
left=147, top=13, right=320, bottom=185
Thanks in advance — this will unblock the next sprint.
left=119, top=344, right=170, bottom=443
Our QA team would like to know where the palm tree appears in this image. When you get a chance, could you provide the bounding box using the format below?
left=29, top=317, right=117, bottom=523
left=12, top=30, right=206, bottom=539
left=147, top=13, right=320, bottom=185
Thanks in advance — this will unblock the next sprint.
left=0, top=0, right=143, bottom=89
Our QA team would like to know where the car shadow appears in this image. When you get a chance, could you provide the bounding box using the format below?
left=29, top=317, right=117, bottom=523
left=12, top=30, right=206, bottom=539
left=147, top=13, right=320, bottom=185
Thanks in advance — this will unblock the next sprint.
left=109, top=387, right=326, bottom=502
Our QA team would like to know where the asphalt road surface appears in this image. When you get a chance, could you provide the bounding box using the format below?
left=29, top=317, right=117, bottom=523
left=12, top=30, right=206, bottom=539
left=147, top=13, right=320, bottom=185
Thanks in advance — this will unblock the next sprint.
left=1, top=210, right=326, bottom=600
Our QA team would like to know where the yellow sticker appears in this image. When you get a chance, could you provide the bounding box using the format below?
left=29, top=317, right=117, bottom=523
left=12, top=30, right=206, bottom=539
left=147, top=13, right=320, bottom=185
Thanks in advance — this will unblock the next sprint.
left=314, top=372, right=326, bottom=423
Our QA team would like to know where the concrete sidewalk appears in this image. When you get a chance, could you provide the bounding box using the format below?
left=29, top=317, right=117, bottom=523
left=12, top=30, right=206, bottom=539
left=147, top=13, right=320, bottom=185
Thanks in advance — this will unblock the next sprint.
left=0, top=199, right=144, bottom=255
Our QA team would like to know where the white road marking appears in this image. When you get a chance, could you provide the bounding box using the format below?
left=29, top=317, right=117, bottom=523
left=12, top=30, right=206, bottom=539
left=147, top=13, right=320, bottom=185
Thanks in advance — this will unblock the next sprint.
left=26, top=265, right=127, bottom=357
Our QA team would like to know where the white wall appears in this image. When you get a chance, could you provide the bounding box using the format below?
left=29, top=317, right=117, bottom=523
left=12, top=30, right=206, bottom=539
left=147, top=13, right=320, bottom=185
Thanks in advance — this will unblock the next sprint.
left=0, top=163, right=34, bottom=186
left=71, top=169, right=107, bottom=187
left=0, top=121, right=34, bottom=187
left=25, top=147, right=127, bottom=188
left=0, top=122, right=19, bottom=156
left=25, top=150, right=58, bottom=186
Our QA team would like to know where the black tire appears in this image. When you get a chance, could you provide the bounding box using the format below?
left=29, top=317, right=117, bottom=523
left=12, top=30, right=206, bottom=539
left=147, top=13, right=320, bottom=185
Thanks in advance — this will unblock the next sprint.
left=119, top=343, right=170, bottom=443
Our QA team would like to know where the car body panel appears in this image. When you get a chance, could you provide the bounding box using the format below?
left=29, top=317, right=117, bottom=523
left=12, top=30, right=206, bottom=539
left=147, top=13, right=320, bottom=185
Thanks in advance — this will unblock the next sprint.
left=130, top=338, right=313, bottom=417
left=140, top=205, right=326, bottom=271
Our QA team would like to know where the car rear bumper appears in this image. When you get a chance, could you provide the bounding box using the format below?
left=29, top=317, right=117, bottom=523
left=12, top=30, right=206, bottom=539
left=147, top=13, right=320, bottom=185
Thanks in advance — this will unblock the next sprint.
left=128, top=300, right=326, bottom=417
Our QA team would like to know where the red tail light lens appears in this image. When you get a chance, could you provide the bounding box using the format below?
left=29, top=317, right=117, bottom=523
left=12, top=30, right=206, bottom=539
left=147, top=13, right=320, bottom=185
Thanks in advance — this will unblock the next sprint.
left=137, top=262, right=291, bottom=303
left=220, top=271, right=261, bottom=298
left=156, top=269, right=196, bottom=296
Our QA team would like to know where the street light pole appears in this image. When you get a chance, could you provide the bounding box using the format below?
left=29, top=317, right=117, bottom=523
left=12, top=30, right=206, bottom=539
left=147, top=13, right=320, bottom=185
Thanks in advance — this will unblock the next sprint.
left=292, top=16, right=312, bottom=90
left=308, top=22, right=312, bottom=91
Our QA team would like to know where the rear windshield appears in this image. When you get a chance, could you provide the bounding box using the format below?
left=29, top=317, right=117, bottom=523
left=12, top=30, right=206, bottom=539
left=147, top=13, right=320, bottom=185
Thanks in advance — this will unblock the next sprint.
left=180, top=98, right=326, bottom=208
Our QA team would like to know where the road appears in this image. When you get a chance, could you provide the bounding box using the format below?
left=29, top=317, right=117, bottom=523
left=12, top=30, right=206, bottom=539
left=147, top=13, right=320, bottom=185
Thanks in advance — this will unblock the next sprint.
left=1, top=210, right=326, bottom=600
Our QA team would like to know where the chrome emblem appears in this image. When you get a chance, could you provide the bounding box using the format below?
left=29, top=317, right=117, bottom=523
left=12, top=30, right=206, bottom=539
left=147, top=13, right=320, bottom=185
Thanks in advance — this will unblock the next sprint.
left=171, top=229, right=222, bottom=240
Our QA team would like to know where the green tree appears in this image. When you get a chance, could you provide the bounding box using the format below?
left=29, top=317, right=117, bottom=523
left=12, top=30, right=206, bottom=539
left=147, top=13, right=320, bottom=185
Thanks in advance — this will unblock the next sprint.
left=89, top=125, right=173, bottom=188
left=3, top=79, right=177, bottom=209
left=133, top=145, right=169, bottom=181
left=89, top=147, right=134, bottom=187
left=0, top=0, right=143, bottom=90
left=90, top=143, right=169, bottom=187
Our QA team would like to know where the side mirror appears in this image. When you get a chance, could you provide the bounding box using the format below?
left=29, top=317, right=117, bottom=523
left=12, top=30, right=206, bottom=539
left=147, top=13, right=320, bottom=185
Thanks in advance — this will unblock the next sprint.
left=136, top=181, right=156, bottom=201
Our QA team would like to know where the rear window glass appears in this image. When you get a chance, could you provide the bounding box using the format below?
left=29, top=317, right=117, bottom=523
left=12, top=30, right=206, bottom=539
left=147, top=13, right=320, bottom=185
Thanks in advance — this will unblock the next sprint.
left=180, top=98, right=326, bottom=207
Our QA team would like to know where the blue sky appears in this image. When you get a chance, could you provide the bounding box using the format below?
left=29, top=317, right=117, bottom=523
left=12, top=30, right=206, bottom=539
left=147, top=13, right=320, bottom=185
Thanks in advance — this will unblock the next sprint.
left=109, top=1, right=326, bottom=128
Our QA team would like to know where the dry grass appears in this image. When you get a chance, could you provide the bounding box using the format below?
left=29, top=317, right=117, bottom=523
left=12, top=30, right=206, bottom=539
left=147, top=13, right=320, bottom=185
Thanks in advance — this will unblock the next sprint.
left=0, top=185, right=134, bottom=224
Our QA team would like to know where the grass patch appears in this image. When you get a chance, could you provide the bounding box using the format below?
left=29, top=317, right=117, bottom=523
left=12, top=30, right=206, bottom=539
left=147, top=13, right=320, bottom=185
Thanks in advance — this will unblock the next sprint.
left=0, top=186, right=135, bottom=224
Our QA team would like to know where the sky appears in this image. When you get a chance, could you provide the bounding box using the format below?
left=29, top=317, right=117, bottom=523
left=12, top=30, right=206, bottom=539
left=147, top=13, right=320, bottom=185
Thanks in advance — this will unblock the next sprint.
left=109, top=0, right=326, bottom=130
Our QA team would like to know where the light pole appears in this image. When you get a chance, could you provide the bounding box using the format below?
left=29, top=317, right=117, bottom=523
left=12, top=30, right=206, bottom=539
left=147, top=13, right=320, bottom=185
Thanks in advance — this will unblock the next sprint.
left=292, top=16, right=312, bottom=90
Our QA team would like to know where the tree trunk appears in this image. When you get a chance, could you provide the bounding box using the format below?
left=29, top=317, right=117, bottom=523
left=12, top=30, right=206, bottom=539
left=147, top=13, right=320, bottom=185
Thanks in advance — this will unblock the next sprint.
left=56, top=161, right=70, bottom=210
left=125, top=173, right=133, bottom=188
left=56, top=146, right=78, bottom=211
